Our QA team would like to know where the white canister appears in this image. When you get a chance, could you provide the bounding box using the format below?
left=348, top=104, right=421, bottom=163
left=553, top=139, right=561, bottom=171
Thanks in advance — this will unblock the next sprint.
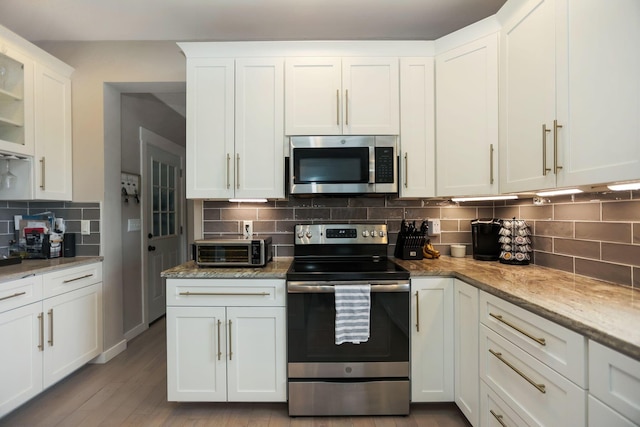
left=450, top=244, right=466, bottom=258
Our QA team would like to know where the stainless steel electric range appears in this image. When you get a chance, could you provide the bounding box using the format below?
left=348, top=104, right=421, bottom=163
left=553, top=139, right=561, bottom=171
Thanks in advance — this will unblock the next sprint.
left=286, top=223, right=410, bottom=416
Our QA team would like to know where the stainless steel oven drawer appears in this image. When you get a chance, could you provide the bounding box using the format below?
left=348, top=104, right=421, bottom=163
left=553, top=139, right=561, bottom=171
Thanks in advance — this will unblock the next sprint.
left=288, top=380, right=410, bottom=416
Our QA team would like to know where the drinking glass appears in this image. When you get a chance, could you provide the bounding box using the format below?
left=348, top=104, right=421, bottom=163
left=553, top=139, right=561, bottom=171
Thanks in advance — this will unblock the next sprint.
left=1, top=159, right=17, bottom=190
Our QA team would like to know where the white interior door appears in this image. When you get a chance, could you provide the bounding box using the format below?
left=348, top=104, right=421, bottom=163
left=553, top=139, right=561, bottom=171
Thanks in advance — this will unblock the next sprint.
left=142, top=128, right=185, bottom=323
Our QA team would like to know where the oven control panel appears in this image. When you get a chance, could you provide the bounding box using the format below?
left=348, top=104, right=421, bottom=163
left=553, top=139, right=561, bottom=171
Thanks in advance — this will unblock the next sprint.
left=295, top=223, right=388, bottom=245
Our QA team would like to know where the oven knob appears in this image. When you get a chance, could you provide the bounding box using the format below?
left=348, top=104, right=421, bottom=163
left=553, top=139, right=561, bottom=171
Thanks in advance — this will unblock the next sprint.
left=297, top=231, right=304, bottom=239
left=370, top=230, right=377, bottom=237
left=378, top=230, right=385, bottom=237
left=305, top=231, right=313, bottom=239
left=362, top=230, right=369, bottom=237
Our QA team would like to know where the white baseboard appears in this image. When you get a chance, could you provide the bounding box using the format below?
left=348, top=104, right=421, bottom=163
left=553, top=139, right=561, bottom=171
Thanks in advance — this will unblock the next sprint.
left=91, top=339, right=127, bottom=364
left=124, top=323, right=148, bottom=342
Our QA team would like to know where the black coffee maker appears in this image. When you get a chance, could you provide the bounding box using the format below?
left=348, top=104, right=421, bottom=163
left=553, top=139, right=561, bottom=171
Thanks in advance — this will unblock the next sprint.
left=471, top=219, right=502, bottom=261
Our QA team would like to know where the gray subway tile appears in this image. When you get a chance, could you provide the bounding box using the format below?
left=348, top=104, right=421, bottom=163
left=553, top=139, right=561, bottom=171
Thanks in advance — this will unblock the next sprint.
left=602, top=200, right=640, bottom=221
left=533, top=251, right=574, bottom=273
left=575, top=222, right=631, bottom=243
left=602, top=243, right=640, bottom=267
left=554, top=238, right=600, bottom=259
left=554, top=203, right=600, bottom=221
left=575, top=258, right=632, bottom=286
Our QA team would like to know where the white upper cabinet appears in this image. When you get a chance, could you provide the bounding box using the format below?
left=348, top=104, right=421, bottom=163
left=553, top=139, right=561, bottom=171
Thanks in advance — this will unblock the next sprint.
left=184, top=55, right=284, bottom=199
left=399, top=57, right=435, bottom=198
left=0, top=45, right=34, bottom=156
left=500, top=0, right=640, bottom=193
left=436, top=33, right=499, bottom=197
left=285, top=57, right=399, bottom=135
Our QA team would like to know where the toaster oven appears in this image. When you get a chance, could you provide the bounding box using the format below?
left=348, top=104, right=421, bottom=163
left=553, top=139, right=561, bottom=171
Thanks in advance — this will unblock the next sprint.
left=192, top=237, right=273, bottom=267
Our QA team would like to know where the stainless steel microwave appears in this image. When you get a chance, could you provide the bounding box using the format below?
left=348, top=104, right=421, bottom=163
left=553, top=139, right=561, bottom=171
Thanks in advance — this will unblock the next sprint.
left=192, top=237, right=273, bottom=267
left=289, top=135, right=398, bottom=195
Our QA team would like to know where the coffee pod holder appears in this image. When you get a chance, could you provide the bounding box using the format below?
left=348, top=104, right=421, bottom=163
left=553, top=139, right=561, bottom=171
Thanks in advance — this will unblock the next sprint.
left=498, top=217, right=532, bottom=265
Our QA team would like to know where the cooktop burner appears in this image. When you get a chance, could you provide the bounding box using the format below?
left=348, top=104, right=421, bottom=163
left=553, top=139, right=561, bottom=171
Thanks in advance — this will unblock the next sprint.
left=287, top=257, right=409, bottom=282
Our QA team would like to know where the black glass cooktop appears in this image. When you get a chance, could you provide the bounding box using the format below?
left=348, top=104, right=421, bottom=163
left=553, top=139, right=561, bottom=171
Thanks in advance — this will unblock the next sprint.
left=286, top=257, right=409, bottom=282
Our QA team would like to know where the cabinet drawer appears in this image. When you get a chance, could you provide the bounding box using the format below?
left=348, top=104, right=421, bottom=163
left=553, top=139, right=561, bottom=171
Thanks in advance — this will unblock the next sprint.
left=480, top=381, right=531, bottom=427
left=167, top=279, right=285, bottom=307
left=43, top=263, right=103, bottom=298
left=480, top=325, right=586, bottom=427
left=0, top=275, right=43, bottom=313
left=589, top=340, right=640, bottom=424
left=480, top=292, right=587, bottom=387
left=589, top=395, right=638, bottom=427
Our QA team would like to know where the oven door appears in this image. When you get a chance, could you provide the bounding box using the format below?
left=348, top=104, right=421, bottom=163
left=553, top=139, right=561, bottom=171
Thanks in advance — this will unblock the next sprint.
left=287, top=281, right=409, bottom=376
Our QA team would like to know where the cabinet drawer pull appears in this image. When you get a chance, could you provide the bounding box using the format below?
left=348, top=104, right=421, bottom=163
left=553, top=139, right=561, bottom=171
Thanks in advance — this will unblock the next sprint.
left=489, top=348, right=546, bottom=394
left=63, top=273, right=94, bottom=284
left=489, top=312, right=546, bottom=346
left=404, top=153, right=408, bottom=188
left=38, top=312, right=44, bottom=351
left=542, top=124, right=551, bottom=176
left=490, top=409, right=507, bottom=427
left=226, top=153, right=231, bottom=189
left=228, top=320, right=233, bottom=361
left=489, top=144, right=494, bottom=185
left=236, top=153, right=240, bottom=190
left=336, top=89, right=340, bottom=125
left=179, top=291, right=270, bottom=297
left=553, top=119, right=563, bottom=172
left=48, top=309, right=54, bottom=346
left=216, top=319, right=222, bottom=361
left=0, top=291, right=26, bottom=301
left=40, top=157, right=46, bottom=189
left=415, top=291, right=420, bottom=332
left=345, top=89, right=349, bottom=126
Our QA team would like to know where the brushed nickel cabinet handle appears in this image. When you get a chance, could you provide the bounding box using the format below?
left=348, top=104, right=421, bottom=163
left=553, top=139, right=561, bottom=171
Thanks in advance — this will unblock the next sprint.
left=415, top=291, right=420, bottom=332
left=48, top=309, right=54, bottom=346
left=228, top=320, right=233, bottom=361
left=490, top=144, right=494, bottom=185
left=336, top=89, right=340, bottom=125
left=542, top=124, right=551, bottom=176
left=226, top=153, right=231, bottom=189
left=404, top=153, right=408, bottom=188
left=554, top=119, right=563, bottom=172
left=63, top=273, right=94, bottom=284
left=217, top=319, right=222, bottom=361
left=490, top=409, right=507, bottom=427
left=40, top=157, right=46, bottom=189
left=236, top=153, right=240, bottom=189
left=179, top=291, right=270, bottom=297
left=489, top=312, right=546, bottom=346
left=0, top=291, right=26, bottom=301
left=345, top=89, right=349, bottom=126
left=38, top=312, right=44, bottom=351
left=489, top=348, right=546, bottom=394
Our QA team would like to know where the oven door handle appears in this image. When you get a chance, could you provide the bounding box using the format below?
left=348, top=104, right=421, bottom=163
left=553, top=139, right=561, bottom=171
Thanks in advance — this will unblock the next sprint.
left=287, top=282, right=410, bottom=293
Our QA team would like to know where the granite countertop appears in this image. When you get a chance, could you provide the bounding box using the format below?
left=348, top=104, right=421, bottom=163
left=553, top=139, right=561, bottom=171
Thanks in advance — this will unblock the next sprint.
left=0, top=256, right=104, bottom=284
left=162, top=256, right=640, bottom=361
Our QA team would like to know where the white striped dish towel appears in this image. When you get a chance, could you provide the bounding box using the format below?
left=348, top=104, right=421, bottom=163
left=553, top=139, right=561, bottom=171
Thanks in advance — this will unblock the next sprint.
left=335, top=284, right=371, bottom=345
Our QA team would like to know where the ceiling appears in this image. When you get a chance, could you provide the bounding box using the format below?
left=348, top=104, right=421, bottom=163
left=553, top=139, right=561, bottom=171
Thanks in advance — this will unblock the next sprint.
left=0, top=0, right=506, bottom=42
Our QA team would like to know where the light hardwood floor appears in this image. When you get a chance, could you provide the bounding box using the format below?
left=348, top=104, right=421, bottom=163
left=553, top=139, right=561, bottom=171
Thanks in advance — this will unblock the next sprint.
left=1, top=317, right=471, bottom=427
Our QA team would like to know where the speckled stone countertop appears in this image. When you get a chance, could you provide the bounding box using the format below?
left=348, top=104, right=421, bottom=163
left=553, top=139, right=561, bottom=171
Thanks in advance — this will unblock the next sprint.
left=0, top=256, right=104, bottom=284
left=162, top=256, right=640, bottom=361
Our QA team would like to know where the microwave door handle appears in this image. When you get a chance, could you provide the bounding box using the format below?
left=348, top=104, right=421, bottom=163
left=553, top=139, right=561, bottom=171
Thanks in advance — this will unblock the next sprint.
left=369, top=146, right=376, bottom=184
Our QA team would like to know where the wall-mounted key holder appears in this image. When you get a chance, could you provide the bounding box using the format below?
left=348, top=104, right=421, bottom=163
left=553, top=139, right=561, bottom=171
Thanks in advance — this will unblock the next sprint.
left=121, top=172, right=140, bottom=204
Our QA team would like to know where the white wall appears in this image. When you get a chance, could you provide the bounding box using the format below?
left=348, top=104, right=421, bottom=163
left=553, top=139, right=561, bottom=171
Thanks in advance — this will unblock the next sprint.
left=36, top=41, right=186, bottom=356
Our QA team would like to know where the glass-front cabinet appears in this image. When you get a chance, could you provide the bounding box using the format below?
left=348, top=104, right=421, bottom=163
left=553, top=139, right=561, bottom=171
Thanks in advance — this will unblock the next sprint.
left=0, top=45, right=34, bottom=156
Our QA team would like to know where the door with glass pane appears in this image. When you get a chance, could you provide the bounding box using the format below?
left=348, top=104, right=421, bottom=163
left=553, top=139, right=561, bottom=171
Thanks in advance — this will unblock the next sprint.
left=147, top=143, right=182, bottom=323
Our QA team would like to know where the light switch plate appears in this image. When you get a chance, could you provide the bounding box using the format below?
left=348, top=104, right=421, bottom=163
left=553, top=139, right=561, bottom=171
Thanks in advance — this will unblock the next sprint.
left=128, top=218, right=141, bottom=232
left=81, top=220, right=91, bottom=235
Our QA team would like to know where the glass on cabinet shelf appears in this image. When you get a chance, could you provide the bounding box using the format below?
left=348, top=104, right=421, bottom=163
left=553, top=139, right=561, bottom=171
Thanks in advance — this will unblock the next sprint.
left=0, top=152, right=33, bottom=200
left=0, top=50, right=26, bottom=148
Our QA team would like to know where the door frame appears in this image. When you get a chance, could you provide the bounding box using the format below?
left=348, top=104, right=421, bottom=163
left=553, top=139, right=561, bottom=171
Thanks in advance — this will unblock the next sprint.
left=140, top=126, right=186, bottom=326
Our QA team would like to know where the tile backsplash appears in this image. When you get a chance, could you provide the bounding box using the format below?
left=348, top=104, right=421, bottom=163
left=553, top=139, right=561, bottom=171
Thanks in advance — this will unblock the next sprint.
left=0, top=201, right=101, bottom=257
left=202, top=190, right=640, bottom=289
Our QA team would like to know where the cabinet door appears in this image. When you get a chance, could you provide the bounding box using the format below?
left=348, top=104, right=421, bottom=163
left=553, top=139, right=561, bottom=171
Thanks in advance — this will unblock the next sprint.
left=411, top=278, right=454, bottom=402
left=499, top=0, right=557, bottom=193
left=235, top=58, right=285, bottom=199
left=399, top=57, right=435, bottom=198
left=226, top=306, right=286, bottom=402
left=589, top=395, right=638, bottom=427
left=34, top=63, right=72, bottom=200
left=454, top=280, right=479, bottom=427
left=0, top=302, right=43, bottom=418
left=42, top=283, right=102, bottom=388
left=166, top=306, right=227, bottom=401
left=556, top=0, right=640, bottom=187
left=436, top=34, right=499, bottom=197
left=284, top=57, right=342, bottom=135
left=0, top=45, right=34, bottom=156
left=186, top=58, right=234, bottom=198
left=342, top=58, right=399, bottom=135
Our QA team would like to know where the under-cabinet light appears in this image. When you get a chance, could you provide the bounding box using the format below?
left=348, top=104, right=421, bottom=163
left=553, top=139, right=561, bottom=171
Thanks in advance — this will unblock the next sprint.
left=228, top=198, right=268, bottom=203
left=607, top=182, right=640, bottom=191
left=450, top=195, right=518, bottom=202
left=535, top=188, right=583, bottom=197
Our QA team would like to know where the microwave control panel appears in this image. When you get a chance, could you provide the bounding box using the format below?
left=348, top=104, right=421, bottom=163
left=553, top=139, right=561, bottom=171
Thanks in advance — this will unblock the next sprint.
left=375, top=147, right=395, bottom=183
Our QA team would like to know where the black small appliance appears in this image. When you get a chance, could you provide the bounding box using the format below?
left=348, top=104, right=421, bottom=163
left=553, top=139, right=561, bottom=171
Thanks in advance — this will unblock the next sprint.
left=471, top=218, right=502, bottom=261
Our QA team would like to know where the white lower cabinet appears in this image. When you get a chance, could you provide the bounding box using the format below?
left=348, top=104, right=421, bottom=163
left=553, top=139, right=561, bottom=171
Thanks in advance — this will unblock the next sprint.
left=0, top=263, right=103, bottom=418
left=410, top=277, right=454, bottom=402
left=480, top=381, right=531, bottom=427
left=589, top=341, right=640, bottom=425
left=166, top=279, right=286, bottom=402
left=454, top=279, right=479, bottom=426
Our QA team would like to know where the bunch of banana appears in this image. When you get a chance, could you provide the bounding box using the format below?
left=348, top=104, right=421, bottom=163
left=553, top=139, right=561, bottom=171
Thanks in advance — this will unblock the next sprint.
left=422, top=240, right=441, bottom=259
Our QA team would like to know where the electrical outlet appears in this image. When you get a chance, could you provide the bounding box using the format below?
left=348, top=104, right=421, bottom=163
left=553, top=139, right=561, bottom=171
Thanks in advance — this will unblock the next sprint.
left=243, top=220, right=253, bottom=239
left=81, top=220, right=91, bottom=235
left=427, top=219, right=441, bottom=236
